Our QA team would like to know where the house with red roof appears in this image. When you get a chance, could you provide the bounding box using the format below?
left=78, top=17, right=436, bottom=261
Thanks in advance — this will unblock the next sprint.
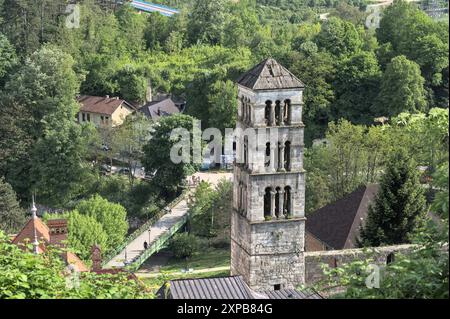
left=77, top=95, right=136, bottom=127
left=12, top=202, right=89, bottom=272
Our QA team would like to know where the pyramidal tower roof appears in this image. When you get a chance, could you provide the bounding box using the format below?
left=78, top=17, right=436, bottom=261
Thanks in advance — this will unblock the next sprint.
left=236, top=58, right=305, bottom=91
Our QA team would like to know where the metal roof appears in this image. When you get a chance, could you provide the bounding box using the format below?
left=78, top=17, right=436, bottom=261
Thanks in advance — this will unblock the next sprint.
left=169, top=276, right=254, bottom=299
left=236, top=58, right=305, bottom=91
left=264, top=288, right=323, bottom=299
left=160, top=276, right=323, bottom=299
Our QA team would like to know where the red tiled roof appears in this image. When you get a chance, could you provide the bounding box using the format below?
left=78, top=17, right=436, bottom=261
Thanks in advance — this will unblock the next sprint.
left=12, top=216, right=88, bottom=272
left=12, top=217, right=50, bottom=247
left=77, top=95, right=135, bottom=115
left=63, top=252, right=89, bottom=272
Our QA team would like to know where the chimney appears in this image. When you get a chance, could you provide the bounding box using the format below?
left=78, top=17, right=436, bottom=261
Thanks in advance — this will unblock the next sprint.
left=91, top=245, right=102, bottom=272
left=47, top=219, right=68, bottom=247
left=146, top=80, right=153, bottom=103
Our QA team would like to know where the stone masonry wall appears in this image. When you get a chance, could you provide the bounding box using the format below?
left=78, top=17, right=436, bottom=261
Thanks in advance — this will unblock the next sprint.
left=304, top=244, right=416, bottom=285
left=231, top=210, right=306, bottom=291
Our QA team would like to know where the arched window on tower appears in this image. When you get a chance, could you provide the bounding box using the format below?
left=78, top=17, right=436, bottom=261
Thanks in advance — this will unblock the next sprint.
left=240, top=97, right=245, bottom=121
left=243, top=137, right=248, bottom=168
left=246, top=98, right=251, bottom=124
left=277, top=142, right=283, bottom=171
left=284, top=99, right=291, bottom=124
left=264, top=187, right=272, bottom=218
left=275, top=101, right=281, bottom=126
left=265, top=142, right=271, bottom=167
left=242, top=184, right=247, bottom=216
left=284, top=141, right=291, bottom=171
left=275, top=187, right=281, bottom=218
left=238, top=183, right=242, bottom=211
left=265, top=101, right=272, bottom=126
left=240, top=183, right=246, bottom=215
left=284, top=186, right=292, bottom=217
left=243, top=99, right=247, bottom=123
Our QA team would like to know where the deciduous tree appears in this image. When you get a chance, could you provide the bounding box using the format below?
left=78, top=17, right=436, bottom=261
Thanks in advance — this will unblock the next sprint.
left=142, top=114, right=199, bottom=197
left=75, top=195, right=128, bottom=253
left=377, top=55, right=427, bottom=117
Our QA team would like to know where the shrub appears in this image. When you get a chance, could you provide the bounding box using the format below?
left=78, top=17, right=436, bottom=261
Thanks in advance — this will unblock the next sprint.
left=169, top=233, right=201, bottom=260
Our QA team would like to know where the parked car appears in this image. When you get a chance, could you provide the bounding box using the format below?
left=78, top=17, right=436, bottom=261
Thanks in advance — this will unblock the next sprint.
left=102, top=144, right=110, bottom=152
left=118, top=167, right=131, bottom=175
left=100, top=164, right=112, bottom=175
left=144, top=169, right=157, bottom=181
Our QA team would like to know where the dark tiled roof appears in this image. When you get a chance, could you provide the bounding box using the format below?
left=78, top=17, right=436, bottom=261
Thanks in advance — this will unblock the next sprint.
left=159, top=276, right=323, bottom=299
left=139, top=98, right=180, bottom=120
left=306, top=185, right=379, bottom=250
left=236, top=58, right=305, bottom=91
left=78, top=95, right=135, bottom=115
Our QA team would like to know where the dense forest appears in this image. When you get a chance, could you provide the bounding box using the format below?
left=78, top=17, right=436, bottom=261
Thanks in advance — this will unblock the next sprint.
left=0, top=0, right=448, bottom=213
left=0, top=0, right=448, bottom=299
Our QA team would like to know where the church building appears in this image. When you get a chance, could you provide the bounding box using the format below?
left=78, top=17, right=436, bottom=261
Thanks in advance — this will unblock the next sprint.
left=231, top=58, right=307, bottom=292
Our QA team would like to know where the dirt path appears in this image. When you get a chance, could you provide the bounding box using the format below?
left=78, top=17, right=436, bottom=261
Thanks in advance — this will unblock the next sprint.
left=136, top=266, right=231, bottom=278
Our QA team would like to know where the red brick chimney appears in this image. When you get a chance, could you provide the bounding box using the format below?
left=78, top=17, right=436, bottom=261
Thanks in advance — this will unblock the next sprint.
left=47, top=219, right=68, bottom=247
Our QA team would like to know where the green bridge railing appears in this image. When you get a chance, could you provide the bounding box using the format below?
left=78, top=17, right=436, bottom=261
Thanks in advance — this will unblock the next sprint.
left=125, top=214, right=189, bottom=271
left=102, top=190, right=189, bottom=267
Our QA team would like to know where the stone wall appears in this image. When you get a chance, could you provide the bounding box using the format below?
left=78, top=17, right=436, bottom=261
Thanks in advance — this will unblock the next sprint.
left=231, top=210, right=307, bottom=291
left=304, top=244, right=416, bottom=285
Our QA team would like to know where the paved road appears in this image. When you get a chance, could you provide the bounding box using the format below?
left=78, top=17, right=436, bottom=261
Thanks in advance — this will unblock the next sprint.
left=104, top=172, right=232, bottom=269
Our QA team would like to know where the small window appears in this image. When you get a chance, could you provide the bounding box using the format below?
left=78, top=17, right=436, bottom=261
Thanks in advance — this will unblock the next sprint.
left=274, top=284, right=281, bottom=291
left=386, top=253, right=395, bottom=265
left=82, top=113, right=86, bottom=122
left=87, top=114, right=91, bottom=122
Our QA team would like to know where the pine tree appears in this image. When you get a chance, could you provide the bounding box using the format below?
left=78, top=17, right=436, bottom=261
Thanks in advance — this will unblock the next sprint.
left=359, top=150, right=427, bottom=247
left=0, top=177, right=26, bottom=234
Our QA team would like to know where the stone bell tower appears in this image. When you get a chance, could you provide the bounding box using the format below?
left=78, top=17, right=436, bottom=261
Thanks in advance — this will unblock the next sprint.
left=231, top=58, right=306, bottom=292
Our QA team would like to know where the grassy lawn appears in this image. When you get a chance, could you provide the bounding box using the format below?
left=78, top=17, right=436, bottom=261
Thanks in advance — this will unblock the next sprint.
left=160, top=247, right=230, bottom=272
left=141, top=270, right=231, bottom=295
